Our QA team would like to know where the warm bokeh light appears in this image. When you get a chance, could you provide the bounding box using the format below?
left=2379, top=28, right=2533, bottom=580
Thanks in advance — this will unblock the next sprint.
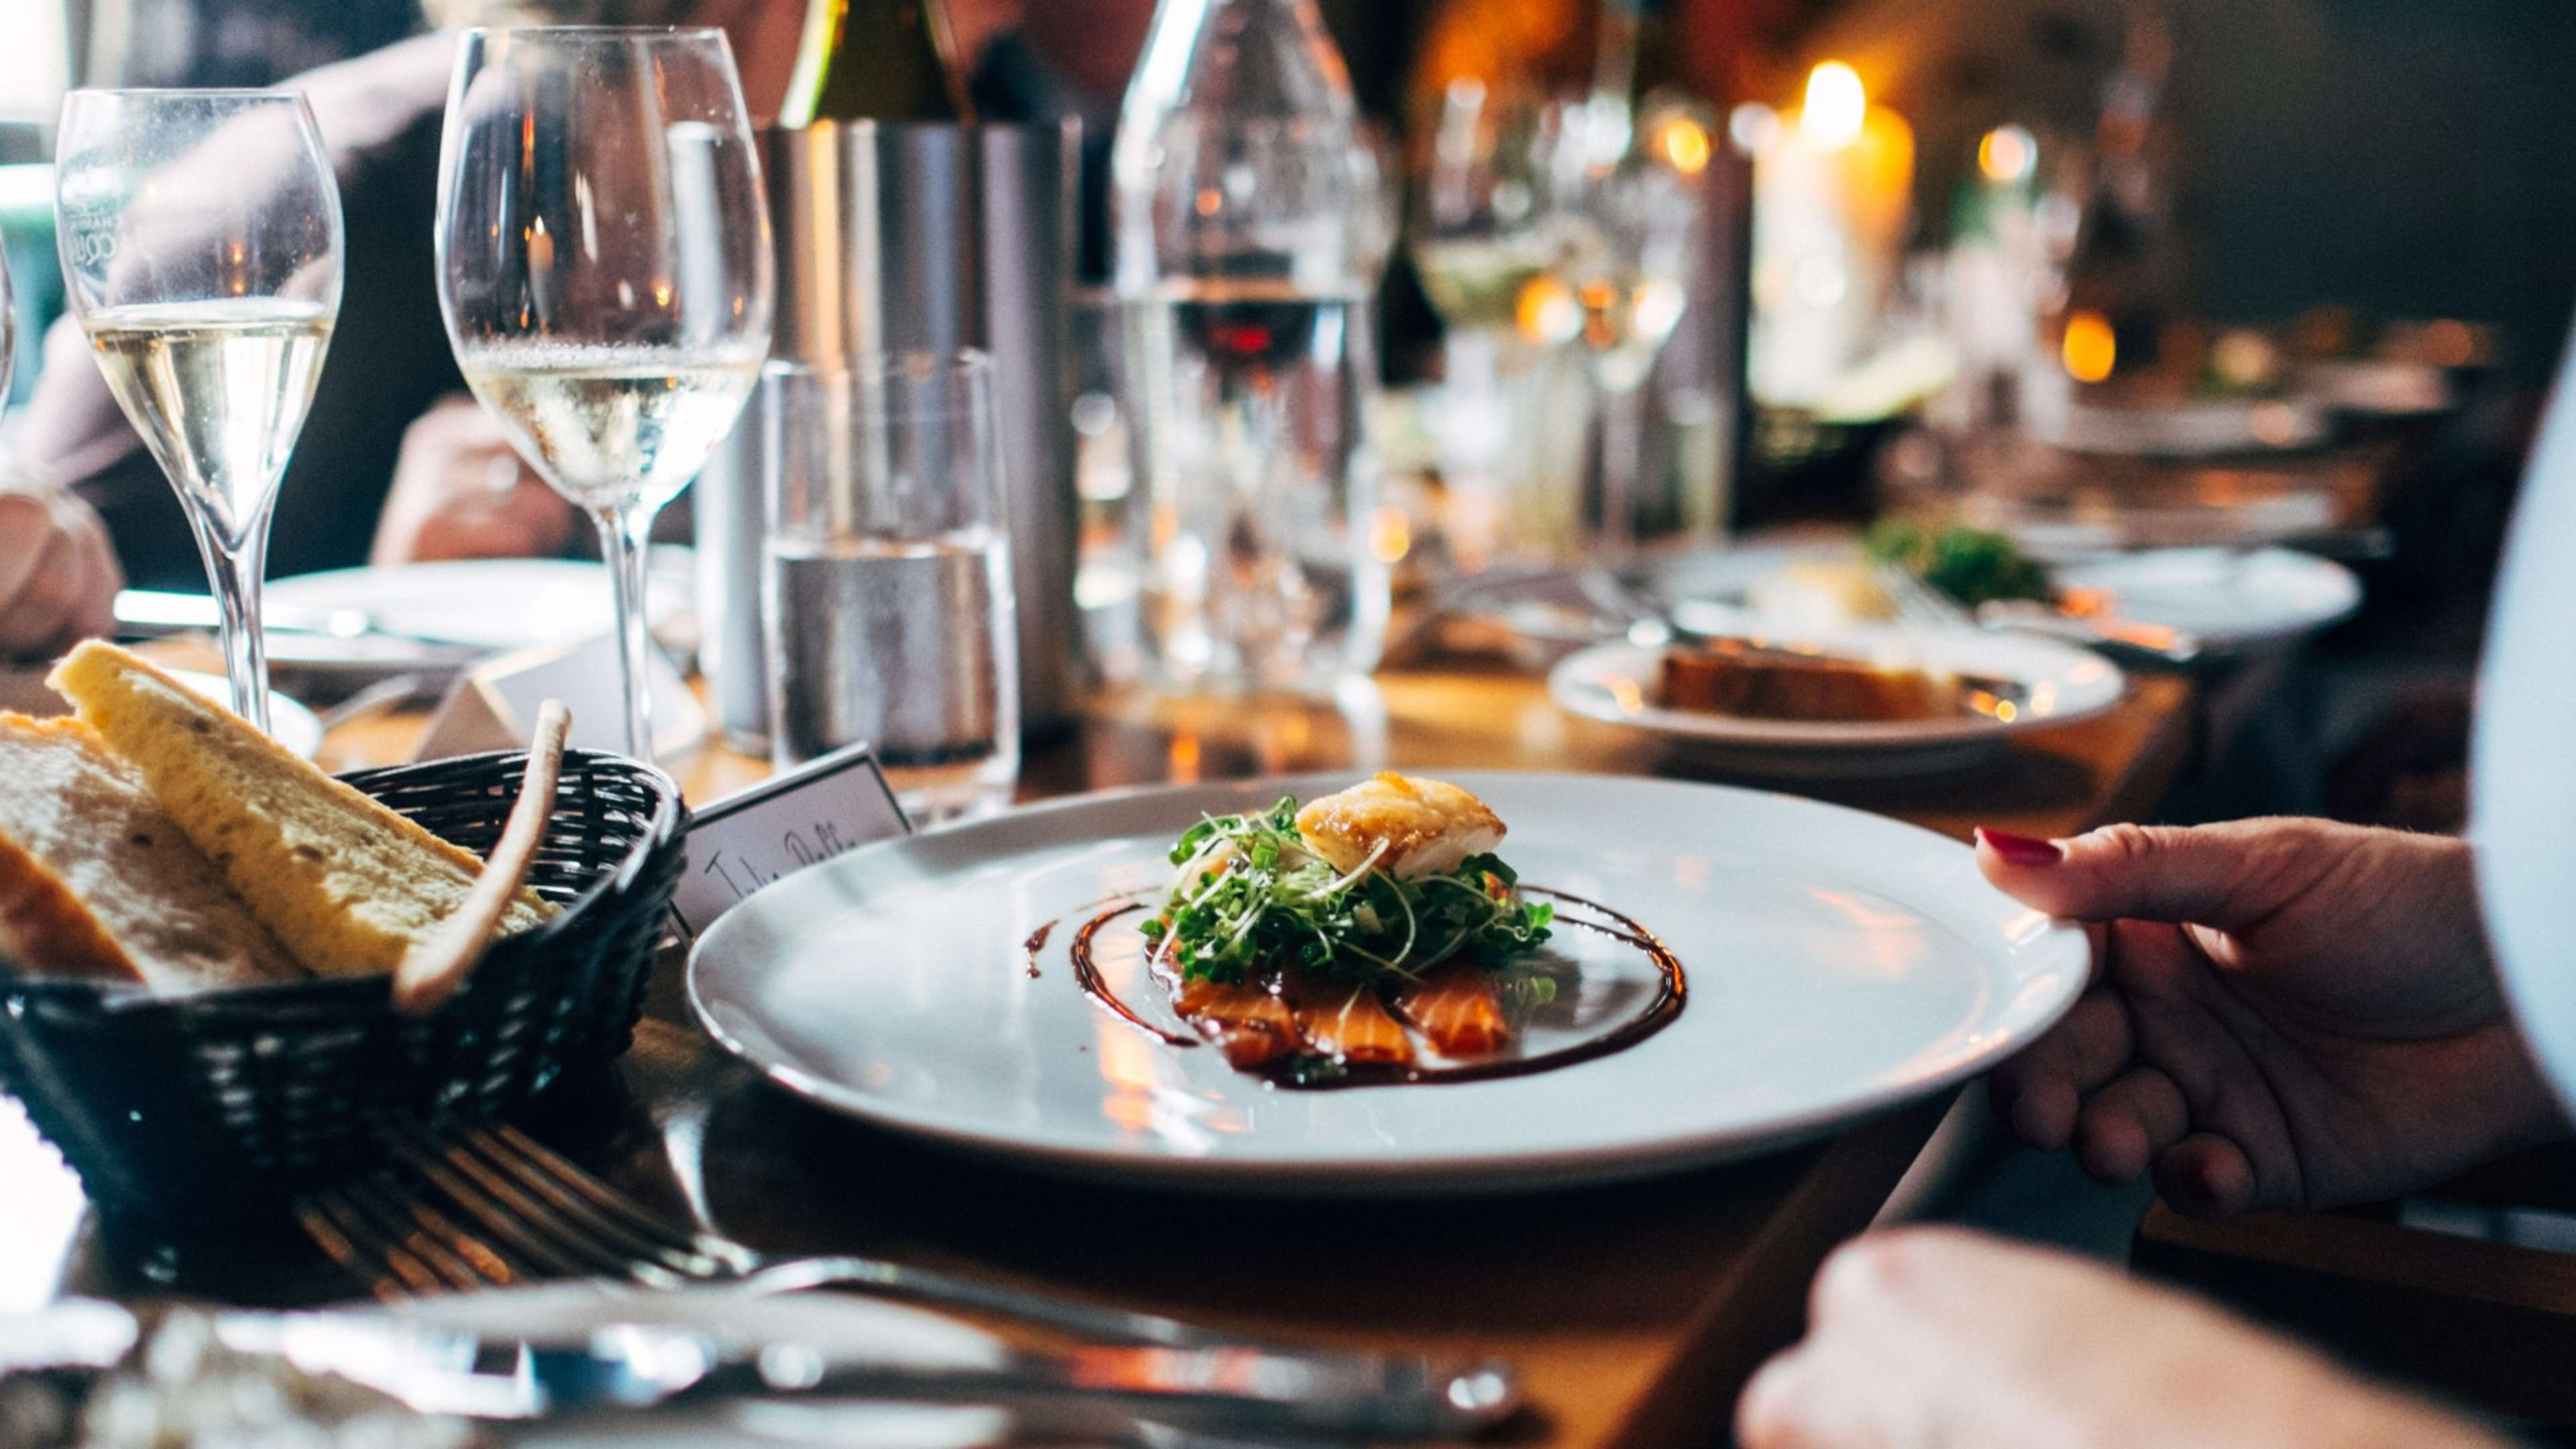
left=1515, top=273, right=1583, bottom=345
left=2424, top=317, right=2477, bottom=368
left=2062, top=310, right=2117, bottom=383
left=2249, top=400, right=2302, bottom=447
left=1799, top=62, right=1867, bottom=150
left=1729, top=102, right=1779, bottom=156
left=1977, top=125, right=2037, bottom=184
left=1368, top=506, right=1413, bottom=565
left=2212, top=329, right=2279, bottom=389
left=1656, top=114, right=1713, bottom=176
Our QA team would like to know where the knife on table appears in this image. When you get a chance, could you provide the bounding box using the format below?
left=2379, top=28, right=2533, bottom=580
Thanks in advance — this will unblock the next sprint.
left=111, top=588, right=489, bottom=660
left=217, top=1285, right=1518, bottom=1441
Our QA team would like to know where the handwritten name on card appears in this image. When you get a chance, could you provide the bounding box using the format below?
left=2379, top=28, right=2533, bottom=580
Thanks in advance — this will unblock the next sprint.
left=672, top=741, right=912, bottom=937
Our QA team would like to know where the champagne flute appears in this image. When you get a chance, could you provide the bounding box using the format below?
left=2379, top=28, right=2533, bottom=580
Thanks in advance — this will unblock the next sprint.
left=435, top=27, right=773, bottom=758
left=53, top=90, right=343, bottom=733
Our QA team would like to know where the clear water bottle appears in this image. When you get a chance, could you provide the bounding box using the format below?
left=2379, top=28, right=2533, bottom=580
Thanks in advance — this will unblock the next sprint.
left=1110, top=0, right=1388, bottom=693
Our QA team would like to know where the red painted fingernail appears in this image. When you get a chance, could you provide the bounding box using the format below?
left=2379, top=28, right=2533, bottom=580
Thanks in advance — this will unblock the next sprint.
left=1976, top=827, right=2063, bottom=866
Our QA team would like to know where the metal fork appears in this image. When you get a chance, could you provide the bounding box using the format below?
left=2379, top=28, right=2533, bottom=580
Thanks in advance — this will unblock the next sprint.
left=1870, top=561, right=1982, bottom=633
left=1870, top=561, right=2203, bottom=665
left=297, top=1122, right=1258, bottom=1351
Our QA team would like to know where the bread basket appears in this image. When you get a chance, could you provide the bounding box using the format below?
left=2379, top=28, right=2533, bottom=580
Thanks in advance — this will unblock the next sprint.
left=0, top=747, right=685, bottom=1226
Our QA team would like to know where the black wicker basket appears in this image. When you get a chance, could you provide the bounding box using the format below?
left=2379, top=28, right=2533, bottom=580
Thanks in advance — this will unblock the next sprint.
left=0, top=748, right=685, bottom=1225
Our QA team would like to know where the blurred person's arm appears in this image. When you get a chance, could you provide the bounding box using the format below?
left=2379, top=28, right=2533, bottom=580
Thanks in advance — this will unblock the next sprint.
left=1738, top=1227, right=2505, bottom=1449
left=0, top=458, right=121, bottom=662
left=370, top=392, right=576, bottom=565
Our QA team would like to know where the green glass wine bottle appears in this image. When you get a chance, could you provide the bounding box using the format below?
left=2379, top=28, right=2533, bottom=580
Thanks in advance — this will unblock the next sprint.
left=777, top=0, right=974, bottom=126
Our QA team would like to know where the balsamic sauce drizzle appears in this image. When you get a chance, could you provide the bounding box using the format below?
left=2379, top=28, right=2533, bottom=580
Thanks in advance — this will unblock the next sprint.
left=1068, top=902, right=1196, bottom=1047
left=1050, top=885, right=1686, bottom=1089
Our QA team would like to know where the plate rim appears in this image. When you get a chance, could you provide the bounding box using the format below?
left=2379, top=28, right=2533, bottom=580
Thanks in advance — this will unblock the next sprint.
left=686, top=769, right=2090, bottom=1193
left=2050, top=546, right=2362, bottom=647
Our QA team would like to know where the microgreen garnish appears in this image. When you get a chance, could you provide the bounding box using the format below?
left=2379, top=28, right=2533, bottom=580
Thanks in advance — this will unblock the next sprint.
left=1151, top=798, right=1554, bottom=984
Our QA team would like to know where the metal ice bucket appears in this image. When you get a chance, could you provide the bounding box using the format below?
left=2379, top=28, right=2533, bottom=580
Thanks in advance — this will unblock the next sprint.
left=698, top=120, right=1081, bottom=748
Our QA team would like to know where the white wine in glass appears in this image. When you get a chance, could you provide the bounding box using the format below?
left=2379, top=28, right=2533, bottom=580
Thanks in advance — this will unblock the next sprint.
left=83, top=299, right=336, bottom=527
left=54, top=92, right=343, bottom=734
left=454, top=341, right=761, bottom=513
left=437, top=27, right=773, bottom=758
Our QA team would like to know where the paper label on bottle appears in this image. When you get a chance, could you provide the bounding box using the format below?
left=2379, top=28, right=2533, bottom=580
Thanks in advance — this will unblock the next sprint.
left=671, top=740, right=912, bottom=938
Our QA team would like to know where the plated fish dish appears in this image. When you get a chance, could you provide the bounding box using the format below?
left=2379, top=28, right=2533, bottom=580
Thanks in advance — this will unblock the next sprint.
left=1061, top=773, right=1685, bottom=1088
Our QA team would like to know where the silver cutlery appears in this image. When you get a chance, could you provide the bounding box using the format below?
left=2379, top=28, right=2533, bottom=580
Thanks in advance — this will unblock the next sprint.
left=1870, top=561, right=2204, bottom=666
left=225, top=1284, right=1514, bottom=1439
left=294, top=1123, right=1515, bottom=1422
left=112, top=588, right=488, bottom=657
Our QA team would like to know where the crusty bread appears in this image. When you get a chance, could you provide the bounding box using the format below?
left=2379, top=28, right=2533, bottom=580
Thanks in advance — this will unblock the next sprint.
left=48, top=641, right=553, bottom=979
left=0, top=713, right=302, bottom=991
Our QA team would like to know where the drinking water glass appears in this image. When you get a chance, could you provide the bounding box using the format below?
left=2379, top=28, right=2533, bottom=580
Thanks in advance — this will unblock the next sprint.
left=53, top=89, right=343, bottom=734
left=763, top=352, right=1019, bottom=826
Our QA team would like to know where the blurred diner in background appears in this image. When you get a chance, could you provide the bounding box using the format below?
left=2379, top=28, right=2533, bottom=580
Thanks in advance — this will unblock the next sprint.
left=3, top=0, right=2576, bottom=1444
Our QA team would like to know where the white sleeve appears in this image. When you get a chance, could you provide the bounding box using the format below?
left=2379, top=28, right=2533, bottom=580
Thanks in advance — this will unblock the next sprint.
left=2473, top=327, right=2576, bottom=1109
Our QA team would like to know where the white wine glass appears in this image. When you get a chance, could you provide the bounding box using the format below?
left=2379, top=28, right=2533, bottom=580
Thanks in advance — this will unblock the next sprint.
left=1559, top=145, right=1697, bottom=565
left=435, top=26, right=773, bottom=757
left=53, top=90, right=343, bottom=733
left=1409, top=85, right=1593, bottom=566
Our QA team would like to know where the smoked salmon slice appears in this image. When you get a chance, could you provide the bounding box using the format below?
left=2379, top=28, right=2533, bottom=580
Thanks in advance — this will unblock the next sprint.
left=1173, top=977, right=1303, bottom=1068
left=1288, top=977, right=1415, bottom=1065
left=1395, top=962, right=1510, bottom=1057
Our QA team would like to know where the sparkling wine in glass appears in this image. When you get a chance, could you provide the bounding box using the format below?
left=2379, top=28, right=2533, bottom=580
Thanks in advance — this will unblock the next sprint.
left=436, top=26, right=773, bottom=757
left=53, top=90, right=343, bottom=733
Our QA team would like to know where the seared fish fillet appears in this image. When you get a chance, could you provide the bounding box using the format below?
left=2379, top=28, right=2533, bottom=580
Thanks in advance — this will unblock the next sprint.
left=1293, top=773, right=1505, bottom=881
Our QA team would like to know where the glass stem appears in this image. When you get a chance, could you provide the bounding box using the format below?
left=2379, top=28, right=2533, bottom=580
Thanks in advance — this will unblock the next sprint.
left=197, top=509, right=274, bottom=735
left=593, top=501, right=662, bottom=759
left=1597, top=382, right=1647, bottom=570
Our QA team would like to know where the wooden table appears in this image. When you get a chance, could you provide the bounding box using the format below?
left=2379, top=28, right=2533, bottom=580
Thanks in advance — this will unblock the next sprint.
left=3, top=661, right=2196, bottom=1448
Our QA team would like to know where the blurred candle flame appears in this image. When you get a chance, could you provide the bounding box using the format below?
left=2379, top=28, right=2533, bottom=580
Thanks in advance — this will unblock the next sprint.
left=1799, top=62, right=1868, bottom=151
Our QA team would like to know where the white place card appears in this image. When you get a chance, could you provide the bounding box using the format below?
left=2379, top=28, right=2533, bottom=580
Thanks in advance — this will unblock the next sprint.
left=670, top=739, right=913, bottom=938
left=415, top=633, right=704, bottom=762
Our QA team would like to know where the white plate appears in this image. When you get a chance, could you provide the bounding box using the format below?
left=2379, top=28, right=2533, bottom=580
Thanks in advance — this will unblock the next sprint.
left=2047, top=396, right=2331, bottom=457
left=1548, top=628, right=2126, bottom=779
left=2051, top=547, right=2361, bottom=649
left=265, top=557, right=690, bottom=652
left=688, top=772, right=2089, bottom=1195
left=0, top=666, right=321, bottom=759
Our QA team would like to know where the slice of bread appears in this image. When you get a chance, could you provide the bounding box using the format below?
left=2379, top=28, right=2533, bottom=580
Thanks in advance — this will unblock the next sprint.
left=0, top=714, right=303, bottom=991
left=48, top=641, right=555, bottom=979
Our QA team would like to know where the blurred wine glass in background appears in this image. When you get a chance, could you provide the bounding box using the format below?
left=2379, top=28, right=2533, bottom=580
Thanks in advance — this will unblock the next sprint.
left=1110, top=0, right=1385, bottom=695
left=1409, top=81, right=1589, bottom=567
left=1555, top=107, right=1701, bottom=564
